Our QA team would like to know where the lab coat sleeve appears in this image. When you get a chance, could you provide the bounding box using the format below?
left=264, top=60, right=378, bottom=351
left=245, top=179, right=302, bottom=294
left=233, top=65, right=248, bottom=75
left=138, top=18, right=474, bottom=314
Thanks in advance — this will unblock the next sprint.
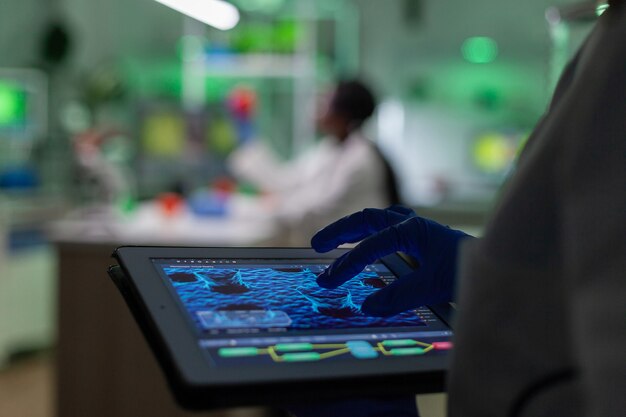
left=275, top=140, right=387, bottom=229
left=558, top=7, right=626, bottom=415
left=227, top=141, right=314, bottom=192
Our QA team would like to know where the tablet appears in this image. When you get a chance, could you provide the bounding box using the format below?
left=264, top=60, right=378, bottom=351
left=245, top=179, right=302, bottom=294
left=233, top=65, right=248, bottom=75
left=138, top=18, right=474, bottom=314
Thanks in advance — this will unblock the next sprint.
left=110, top=246, right=454, bottom=409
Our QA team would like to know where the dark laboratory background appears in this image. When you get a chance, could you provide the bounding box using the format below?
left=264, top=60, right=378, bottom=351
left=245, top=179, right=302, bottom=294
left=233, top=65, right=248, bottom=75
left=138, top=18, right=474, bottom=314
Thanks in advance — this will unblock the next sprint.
left=0, top=0, right=601, bottom=416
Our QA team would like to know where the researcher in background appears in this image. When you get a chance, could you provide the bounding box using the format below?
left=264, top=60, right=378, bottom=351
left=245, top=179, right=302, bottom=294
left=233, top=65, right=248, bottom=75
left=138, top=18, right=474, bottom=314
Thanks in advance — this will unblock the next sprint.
left=307, top=1, right=626, bottom=416
left=228, top=79, right=399, bottom=242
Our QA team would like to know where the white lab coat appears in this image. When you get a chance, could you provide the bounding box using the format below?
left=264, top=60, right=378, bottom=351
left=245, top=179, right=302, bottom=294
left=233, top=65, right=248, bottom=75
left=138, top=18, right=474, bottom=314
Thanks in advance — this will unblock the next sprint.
left=228, top=132, right=390, bottom=240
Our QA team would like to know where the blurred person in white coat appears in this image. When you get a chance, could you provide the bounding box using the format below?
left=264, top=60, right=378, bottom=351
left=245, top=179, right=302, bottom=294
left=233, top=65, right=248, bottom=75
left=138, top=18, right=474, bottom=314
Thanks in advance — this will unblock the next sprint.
left=229, top=79, right=399, bottom=242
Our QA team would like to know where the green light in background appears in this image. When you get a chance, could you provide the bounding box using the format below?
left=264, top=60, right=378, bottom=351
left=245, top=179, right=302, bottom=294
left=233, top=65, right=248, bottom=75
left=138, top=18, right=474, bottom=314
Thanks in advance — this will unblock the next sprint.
left=596, top=3, right=609, bottom=16
left=462, top=37, right=499, bottom=64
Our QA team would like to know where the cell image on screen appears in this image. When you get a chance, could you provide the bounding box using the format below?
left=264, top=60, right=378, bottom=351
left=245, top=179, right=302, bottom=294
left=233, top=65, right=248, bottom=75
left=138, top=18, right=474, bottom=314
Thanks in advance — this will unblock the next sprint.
left=155, top=260, right=425, bottom=334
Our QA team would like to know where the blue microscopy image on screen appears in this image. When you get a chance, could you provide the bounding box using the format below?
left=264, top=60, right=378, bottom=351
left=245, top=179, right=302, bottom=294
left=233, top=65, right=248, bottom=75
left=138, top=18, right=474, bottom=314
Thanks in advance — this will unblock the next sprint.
left=162, top=265, right=425, bottom=332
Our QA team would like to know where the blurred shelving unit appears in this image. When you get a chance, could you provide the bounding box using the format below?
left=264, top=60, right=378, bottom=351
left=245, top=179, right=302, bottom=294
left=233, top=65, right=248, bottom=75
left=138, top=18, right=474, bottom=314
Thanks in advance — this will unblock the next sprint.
left=180, top=0, right=360, bottom=156
left=125, top=1, right=361, bottom=197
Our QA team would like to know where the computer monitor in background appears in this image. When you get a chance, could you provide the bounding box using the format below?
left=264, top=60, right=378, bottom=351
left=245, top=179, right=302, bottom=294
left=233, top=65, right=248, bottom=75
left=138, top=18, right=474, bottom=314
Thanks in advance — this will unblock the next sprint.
left=0, top=69, right=48, bottom=170
left=0, top=69, right=47, bottom=140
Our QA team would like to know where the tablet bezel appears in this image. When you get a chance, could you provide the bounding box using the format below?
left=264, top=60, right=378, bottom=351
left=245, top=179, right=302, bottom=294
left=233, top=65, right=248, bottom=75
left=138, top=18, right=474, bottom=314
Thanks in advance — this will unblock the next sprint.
left=112, top=246, right=454, bottom=408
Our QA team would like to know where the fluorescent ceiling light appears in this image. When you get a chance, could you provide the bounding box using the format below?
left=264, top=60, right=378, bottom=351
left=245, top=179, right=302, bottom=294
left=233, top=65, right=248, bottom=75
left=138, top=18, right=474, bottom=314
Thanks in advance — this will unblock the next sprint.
left=154, top=0, right=240, bottom=30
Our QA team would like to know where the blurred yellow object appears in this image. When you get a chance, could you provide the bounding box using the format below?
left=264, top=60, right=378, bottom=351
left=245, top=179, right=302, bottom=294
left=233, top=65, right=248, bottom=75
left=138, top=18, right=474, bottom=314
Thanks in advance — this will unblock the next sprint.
left=141, top=112, right=185, bottom=157
left=208, top=117, right=237, bottom=155
left=473, top=132, right=515, bottom=174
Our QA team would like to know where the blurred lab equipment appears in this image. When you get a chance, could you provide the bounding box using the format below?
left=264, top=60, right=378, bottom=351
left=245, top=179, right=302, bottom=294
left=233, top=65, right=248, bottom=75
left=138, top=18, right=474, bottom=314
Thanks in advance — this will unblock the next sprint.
left=73, top=128, right=135, bottom=208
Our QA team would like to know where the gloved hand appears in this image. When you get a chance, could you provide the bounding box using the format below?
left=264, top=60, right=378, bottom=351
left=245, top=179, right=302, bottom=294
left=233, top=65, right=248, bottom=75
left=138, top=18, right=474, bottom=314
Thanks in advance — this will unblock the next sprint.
left=311, top=205, right=472, bottom=316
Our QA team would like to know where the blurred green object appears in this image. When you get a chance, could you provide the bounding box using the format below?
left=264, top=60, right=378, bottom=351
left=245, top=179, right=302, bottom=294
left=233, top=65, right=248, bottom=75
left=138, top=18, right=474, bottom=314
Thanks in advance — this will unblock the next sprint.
left=462, top=37, right=499, bottom=64
left=123, top=58, right=182, bottom=99
left=230, top=19, right=301, bottom=53
left=232, top=23, right=274, bottom=53
left=237, top=181, right=260, bottom=196
left=0, top=81, right=27, bottom=126
left=273, top=20, right=299, bottom=53
left=474, top=87, right=503, bottom=111
left=205, top=78, right=236, bottom=102
left=117, top=194, right=138, bottom=214
left=230, top=20, right=299, bottom=53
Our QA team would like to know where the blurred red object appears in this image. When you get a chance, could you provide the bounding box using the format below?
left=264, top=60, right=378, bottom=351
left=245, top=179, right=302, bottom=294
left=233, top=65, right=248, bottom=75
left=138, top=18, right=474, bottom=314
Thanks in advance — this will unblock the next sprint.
left=227, top=86, right=257, bottom=119
left=157, top=192, right=184, bottom=217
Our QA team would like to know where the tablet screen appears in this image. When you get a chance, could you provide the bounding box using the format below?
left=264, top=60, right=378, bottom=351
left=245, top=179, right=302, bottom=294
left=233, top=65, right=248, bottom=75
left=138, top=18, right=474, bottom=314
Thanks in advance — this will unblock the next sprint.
left=152, top=258, right=453, bottom=366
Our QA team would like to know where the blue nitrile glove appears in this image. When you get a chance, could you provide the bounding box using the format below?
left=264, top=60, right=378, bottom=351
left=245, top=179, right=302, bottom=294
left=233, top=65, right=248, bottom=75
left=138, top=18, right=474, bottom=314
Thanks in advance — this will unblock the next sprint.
left=311, top=206, right=472, bottom=316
